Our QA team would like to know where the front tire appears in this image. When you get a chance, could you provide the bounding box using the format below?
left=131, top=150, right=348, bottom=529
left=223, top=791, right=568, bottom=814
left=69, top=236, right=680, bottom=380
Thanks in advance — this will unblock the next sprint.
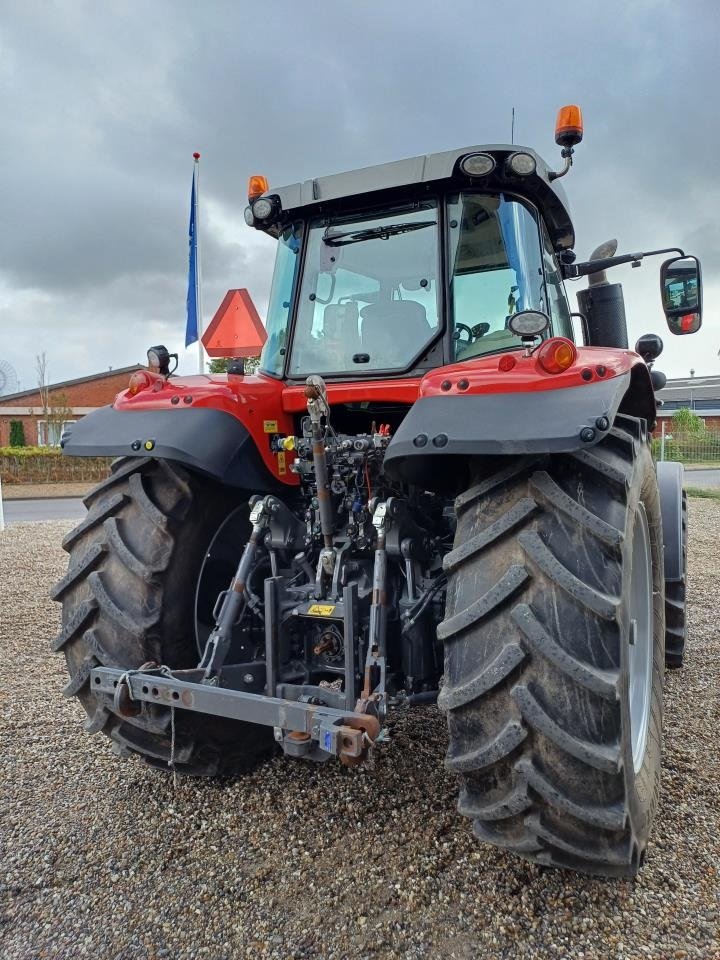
left=438, top=416, right=664, bottom=877
left=51, top=457, right=275, bottom=775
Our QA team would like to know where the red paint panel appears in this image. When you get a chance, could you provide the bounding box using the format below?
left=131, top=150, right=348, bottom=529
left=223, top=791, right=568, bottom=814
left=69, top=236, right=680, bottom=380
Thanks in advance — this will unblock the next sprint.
left=420, top=346, right=639, bottom=397
left=282, top=378, right=421, bottom=412
left=114, top=372, right=299, bottom=486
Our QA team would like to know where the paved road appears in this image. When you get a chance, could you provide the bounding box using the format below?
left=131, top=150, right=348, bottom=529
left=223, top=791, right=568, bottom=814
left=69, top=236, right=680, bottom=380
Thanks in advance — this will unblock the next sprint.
left=1, top=498, right=86, bottom=524
left=684, top=468, right=720, bottom=488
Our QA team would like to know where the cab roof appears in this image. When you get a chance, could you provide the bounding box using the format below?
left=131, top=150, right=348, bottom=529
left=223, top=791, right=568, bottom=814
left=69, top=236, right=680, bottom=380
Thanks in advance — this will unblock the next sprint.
left=264, top=144, right=575, bottom=250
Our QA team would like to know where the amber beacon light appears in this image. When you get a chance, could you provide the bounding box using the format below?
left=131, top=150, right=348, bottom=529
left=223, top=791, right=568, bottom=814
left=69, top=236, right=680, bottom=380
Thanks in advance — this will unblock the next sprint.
left=555, top=105, right=584, bottom=148
left=248, top=175, right=270, bottom=200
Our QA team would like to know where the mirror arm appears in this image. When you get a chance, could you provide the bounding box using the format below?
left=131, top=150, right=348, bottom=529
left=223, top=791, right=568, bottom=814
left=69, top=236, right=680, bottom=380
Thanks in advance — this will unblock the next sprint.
left=564, top=247, right=686, bottom=280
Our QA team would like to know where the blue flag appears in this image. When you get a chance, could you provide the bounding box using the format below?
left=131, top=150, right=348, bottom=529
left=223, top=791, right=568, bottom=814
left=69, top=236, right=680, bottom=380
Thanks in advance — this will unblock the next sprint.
left=185, top=168, right=199, bottom=347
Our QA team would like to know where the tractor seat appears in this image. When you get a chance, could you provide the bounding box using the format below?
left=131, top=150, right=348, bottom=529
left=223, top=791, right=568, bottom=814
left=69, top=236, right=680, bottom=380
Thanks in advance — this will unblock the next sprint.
left=360, top=301, right=432, bottom=362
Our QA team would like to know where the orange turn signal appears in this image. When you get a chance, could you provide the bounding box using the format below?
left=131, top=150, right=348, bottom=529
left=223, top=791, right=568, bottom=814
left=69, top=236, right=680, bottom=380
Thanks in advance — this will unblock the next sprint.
left=128, top=371, right=151, bottom=396
left=248, top=174, right=269, bottom=200
left=555, top=105, right=583, bottom=148
left=536, top=337, right=577, bottom=375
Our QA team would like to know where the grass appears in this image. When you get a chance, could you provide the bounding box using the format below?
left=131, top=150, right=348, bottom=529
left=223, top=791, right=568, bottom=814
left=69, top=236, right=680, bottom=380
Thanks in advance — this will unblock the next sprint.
left=685, top=487, right=720, bottom=500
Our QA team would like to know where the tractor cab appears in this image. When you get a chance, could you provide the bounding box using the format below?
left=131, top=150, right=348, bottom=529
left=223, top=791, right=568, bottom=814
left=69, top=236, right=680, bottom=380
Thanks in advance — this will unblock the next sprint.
left=248, top=145, right=577, bottom=383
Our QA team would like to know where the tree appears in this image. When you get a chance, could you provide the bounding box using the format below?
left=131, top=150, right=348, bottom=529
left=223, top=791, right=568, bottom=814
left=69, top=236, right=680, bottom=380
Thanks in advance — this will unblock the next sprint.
left=207, top=356, right=261, bottom=375
left=671, top=407, right=706, bottom=435
left=48, top=391, right=73, bottom=446
left=9, top=420, right=26, bottom=447
left=35, top=351, right=50, bottom=421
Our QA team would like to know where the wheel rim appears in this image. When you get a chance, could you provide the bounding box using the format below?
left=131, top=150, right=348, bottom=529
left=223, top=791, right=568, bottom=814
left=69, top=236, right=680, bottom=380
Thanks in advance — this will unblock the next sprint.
left=629, top=501, right=653, bottom=774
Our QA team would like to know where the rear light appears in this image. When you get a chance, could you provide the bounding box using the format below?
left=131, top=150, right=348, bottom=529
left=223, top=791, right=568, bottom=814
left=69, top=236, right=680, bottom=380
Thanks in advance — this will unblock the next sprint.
left=498, top=354, right=517, bottom=372
left=536, top=337, right=577, bottom=374
left=127, top=372, right=152, bottom=396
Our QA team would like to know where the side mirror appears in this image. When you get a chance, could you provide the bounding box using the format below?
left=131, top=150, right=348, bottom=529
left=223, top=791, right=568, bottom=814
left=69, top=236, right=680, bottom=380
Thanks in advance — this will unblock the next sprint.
left=660, top=255, right=702, bottom=335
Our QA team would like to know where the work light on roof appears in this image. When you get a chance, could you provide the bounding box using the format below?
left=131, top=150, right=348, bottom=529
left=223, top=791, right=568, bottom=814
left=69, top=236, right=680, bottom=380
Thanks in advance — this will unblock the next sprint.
left=507, top=152, right=537, bottom=176
left=252, top=196, right=276, bottom=220
left=459, top=152, right=496, bottom=177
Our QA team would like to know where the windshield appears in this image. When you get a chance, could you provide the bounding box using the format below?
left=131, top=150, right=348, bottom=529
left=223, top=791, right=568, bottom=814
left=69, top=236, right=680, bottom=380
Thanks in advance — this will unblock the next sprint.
left=447, top=194, right=546, bottom=361
left=288, top=203, right=440, bottom=376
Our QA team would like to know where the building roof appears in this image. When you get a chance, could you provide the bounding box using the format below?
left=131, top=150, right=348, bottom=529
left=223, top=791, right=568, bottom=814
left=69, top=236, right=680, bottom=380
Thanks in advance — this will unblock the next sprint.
left=0, top=364, right=143, bottom=403
left=656, top=374, right=720, bottom=416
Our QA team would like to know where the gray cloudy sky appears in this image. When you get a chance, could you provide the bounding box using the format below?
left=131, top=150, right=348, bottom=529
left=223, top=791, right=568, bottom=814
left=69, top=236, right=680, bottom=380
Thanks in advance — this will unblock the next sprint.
left=1, top=0, right=718, bottom=391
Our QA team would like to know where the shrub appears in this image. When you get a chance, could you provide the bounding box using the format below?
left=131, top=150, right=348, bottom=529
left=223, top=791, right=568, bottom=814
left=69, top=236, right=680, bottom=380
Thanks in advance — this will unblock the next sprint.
left=9, top=421, right=26, bottom=447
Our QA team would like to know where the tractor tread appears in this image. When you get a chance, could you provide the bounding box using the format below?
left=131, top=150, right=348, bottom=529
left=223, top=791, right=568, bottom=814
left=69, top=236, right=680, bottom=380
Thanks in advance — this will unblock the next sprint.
left=443, top=499, right=537, bottom=574
left=51, top=597, right=98, bottom=652
left=442, top=425, right=663, bottom=876
left=458, top=783, right=531, bottom=821
left=518, top=529, right=619, bottom=620
left=510, top=603, right=620, bottom=700
left=61, top=492, right=128, bottom=552
left=529, top=470, right=624, bottom=548
left=515, top=757, right=626, bottom=831
left=437, top=565, right=528, bottom=641
left=50, top=541, right=107, bottom=601
left=445, top=720, right=527, bottom=772
left=53, top=457, right=274, bottom=778
left=438, top=641, right=525, bottom=711
left=511, top=683, right=621, bottom=773
left=454, top=457, right=539, bottom=515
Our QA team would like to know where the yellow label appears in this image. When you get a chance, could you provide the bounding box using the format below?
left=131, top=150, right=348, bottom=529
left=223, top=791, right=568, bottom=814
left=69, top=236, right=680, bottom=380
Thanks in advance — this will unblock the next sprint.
left=263, top=419, right=279, bottom=433
left=307, top=604, right=336, bottom=617
left=277, top=451, right=286, bottom=475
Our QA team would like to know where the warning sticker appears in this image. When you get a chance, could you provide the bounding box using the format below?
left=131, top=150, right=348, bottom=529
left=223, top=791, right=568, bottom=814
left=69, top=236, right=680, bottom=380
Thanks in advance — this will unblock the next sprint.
left=307, top=604, right=336, bottom=617
left=263, top=419, right=279, bottom=433
left=277, top=451, right=286, bottom=475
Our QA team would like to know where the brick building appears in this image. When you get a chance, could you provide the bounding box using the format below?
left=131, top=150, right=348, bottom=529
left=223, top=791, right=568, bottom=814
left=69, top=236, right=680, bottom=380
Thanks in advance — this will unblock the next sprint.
left=656, top=374, right=720, bottom=429
left=0, top=365, right=142, bottom=447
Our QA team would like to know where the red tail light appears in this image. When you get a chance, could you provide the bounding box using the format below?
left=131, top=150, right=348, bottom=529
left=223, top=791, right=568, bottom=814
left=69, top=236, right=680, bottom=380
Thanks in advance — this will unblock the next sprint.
left=536, top=337, right=577, bottom=375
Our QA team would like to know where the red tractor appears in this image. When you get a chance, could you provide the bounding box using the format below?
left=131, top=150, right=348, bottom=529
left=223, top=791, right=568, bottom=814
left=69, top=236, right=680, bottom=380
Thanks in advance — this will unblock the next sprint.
left=54, top=106, right=702, bottom=877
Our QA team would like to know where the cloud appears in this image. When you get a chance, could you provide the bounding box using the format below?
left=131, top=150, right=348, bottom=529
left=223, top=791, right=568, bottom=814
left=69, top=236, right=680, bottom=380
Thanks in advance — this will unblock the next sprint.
left=0, top=0, right=717, bottom=393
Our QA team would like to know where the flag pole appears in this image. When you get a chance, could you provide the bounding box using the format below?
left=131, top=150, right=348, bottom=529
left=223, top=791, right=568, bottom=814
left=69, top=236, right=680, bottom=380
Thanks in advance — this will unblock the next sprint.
left=193, top=152, right=204, bottom=374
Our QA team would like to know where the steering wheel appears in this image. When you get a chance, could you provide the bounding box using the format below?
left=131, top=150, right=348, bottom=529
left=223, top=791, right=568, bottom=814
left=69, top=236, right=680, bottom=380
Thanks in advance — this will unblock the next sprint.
left=453, top=323, right=474, bottom=344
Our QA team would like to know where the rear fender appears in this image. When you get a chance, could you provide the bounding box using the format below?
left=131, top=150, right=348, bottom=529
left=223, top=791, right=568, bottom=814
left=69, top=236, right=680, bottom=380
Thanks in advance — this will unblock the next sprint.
left=61, top=372, right=299, bottom=489
left=383, top=346, right=655, bottom=488
left=656, top=461, right=684, bottom=582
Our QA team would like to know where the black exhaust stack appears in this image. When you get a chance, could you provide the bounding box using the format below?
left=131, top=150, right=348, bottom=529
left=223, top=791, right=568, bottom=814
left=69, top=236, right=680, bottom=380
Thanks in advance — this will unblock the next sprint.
left=576, top=239, right=629, bottom=349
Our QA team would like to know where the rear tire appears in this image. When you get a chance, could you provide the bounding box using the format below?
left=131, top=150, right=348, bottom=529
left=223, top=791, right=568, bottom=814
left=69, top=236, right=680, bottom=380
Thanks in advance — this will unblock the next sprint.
left=439, top=415, right=664, bottom=877
left=51, top=457, right=275, bottom=775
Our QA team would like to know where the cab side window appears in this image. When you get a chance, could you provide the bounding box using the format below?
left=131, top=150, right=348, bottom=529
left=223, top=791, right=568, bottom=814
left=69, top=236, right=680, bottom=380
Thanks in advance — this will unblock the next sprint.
left=540, top=222, right=573, bottom=339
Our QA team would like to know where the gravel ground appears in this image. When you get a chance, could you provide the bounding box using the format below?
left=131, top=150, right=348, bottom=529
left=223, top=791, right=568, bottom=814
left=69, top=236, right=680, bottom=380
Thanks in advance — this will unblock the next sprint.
left=1, top=505, right=719, bottom=960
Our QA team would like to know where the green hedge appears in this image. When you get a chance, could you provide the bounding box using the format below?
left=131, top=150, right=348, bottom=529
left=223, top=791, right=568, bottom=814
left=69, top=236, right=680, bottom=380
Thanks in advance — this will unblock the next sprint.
left=0, top=449, right=112, bottom=483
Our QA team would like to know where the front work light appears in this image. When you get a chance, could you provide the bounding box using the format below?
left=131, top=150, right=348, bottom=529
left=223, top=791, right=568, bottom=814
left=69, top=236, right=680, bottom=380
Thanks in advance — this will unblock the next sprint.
left=244, top=206, right=255, bottom=226
left=147, top=345, right=178, bottom=377
left=507, top=310, right=549, bottom=338
left=507, top=152, right=537, bottom=176
left=252, top=196, right=276, bottom=220
left=460, top=152, right=496, bottom=177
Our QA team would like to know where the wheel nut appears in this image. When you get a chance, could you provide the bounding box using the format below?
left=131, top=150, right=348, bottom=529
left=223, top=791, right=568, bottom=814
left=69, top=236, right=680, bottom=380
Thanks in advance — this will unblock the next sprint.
left=580, top=427, right=596, bottom=442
